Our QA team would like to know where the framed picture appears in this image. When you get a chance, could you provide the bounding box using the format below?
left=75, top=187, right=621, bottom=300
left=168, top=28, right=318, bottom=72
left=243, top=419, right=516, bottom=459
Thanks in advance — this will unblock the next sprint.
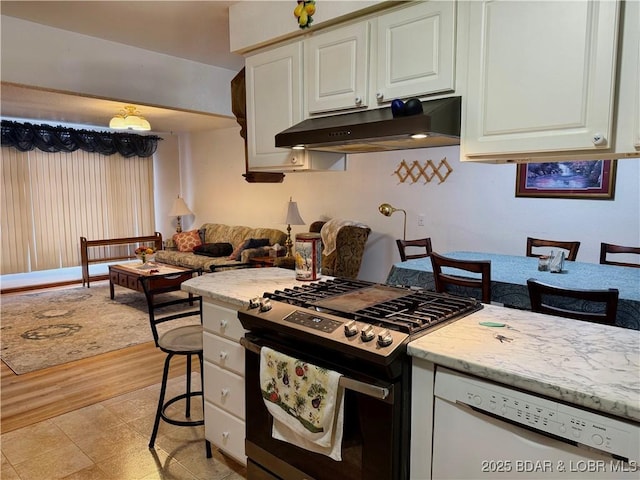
left=515, top=160, right=616, bottom=199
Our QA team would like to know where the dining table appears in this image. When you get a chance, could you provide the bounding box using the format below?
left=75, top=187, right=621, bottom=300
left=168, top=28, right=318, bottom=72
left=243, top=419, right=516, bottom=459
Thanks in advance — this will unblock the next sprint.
left=386, top=251, right=640, bottom=330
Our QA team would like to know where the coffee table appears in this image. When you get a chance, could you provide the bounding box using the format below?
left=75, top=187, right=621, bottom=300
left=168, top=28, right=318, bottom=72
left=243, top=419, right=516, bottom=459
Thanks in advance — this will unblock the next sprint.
left=108, top=263, right=199, bottom=300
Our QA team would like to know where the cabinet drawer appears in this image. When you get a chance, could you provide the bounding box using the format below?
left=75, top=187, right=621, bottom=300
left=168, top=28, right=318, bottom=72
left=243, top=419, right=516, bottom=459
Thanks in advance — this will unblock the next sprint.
left=203, top=332, right=244, bottom=375
left=203, top=302, right=246, bottom=341
left=127, top=276, right=139, bottom=290
left=205, top=401, right=246, bottom=466
left=203, top=362, right=245, bottom=419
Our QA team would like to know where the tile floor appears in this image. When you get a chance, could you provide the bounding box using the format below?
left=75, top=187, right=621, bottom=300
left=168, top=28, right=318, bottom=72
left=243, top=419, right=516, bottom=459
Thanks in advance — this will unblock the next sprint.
left=1, top=374, right=247, bottom=480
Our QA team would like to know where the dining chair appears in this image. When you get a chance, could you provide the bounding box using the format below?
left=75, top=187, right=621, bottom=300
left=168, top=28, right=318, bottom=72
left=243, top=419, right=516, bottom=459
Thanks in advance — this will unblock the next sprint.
left=599, top=242, right=640, bottom=268
left=430, top=252, right=492, bottom=303
left=526, top=237, right=581, bottom=261
left=139, top=269, right=212, bottom=458
left=526, top=278, right=619, bottom=325
left=396, top=238, right=433, bottom=262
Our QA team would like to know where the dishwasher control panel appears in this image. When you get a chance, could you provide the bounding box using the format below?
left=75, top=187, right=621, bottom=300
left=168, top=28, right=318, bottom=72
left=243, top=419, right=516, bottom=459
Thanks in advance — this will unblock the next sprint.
left=434, top=367, right=639, bottom=462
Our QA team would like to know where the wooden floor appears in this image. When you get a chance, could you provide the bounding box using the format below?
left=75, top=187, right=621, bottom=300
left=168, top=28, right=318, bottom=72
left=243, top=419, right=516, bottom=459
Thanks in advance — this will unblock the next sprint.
left=1, top=341, right=194, bottom=433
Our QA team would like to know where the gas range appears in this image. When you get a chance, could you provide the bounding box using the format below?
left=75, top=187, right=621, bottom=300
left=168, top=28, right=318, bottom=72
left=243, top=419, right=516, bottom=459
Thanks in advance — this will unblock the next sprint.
left=238, top=277, right=482, bottom=365
left=238, top=277, right=482, bottom=480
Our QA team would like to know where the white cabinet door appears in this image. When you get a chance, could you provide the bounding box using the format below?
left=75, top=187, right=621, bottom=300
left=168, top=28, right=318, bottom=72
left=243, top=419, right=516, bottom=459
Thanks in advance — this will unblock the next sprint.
left=305, top=21, right=370, bottom=114
left=462, top=0, right=620, bottom=159
left=614, top=0, right=640, bottom=154
left=373, top=1, right=455, bottom=105
left=245, top=42, right=308, bottom=171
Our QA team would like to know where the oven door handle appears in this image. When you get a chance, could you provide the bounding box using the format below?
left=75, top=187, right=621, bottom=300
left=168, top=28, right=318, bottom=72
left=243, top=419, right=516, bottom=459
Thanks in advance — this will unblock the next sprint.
left=241, top=337, right=394, bottom=403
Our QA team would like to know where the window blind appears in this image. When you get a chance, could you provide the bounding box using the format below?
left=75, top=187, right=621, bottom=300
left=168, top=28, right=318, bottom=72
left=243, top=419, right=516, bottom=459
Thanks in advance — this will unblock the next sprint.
left=1, top=147, right=155, bottom=274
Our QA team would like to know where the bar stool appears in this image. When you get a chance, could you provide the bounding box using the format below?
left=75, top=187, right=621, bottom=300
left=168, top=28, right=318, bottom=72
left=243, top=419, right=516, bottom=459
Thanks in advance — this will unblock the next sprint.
left=139, top=269, right=212, bottom=458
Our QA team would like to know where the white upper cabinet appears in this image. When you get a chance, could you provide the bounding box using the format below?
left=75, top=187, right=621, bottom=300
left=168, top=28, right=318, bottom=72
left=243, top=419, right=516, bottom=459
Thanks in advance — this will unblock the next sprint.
left=462, top=0, right=621, bottom=160
left=305, top=22, right=371, bottom=114
left=304, top=2, right=457, bottom=116
left=614, top=0, right=640, bottom=154
left=373, top=1, right=456, bottom=105
left=245, top=42, right=307, bottom=170
left=245, top=42, right=346, bottom=172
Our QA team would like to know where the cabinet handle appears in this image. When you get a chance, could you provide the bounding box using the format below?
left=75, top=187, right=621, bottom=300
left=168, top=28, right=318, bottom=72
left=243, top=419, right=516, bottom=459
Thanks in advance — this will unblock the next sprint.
left=220, top=320, right=228, bottom=329
left=221, top=388, right=229, bottom=397
left=592, top=133, right=607, bottom=146
left=376, top=92, right=384, bottom=102
left=219, top=351, right=228, bottom=360
left=222, top=431, right=230, bottom=440
left=355, top=96, right=362, bottom=106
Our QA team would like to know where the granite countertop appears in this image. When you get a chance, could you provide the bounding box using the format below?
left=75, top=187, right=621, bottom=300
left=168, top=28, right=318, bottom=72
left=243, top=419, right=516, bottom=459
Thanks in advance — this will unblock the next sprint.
left=408, top=304, right=640, bottom=422
left=182, top=269, right=640, bottom=423
left=181, top=267, right=324, bottom=309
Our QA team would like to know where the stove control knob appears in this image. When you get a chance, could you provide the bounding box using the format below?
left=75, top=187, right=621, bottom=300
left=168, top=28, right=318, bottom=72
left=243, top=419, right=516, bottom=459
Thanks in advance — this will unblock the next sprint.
left=361, top=325, right=375, bottom=342
left=377, top=329, right=393, bottom=347
left=259, top=299, right=272, bottom=312
left=249, top=297, right=262, bottom=309
left=344, top=320, right=359, bottom=337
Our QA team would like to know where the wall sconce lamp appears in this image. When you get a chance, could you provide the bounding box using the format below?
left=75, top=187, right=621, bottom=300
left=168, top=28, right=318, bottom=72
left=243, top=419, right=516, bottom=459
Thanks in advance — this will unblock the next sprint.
left=378, top=203, right=406, bottom=240
left=169, top=196, right=193, bottom=233
left=284, top=197, right=305, bottom=257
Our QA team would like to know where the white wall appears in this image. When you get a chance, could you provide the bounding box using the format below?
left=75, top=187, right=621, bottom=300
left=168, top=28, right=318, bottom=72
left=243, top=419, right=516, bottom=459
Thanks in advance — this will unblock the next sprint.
left=177, top=127, right=640, bottom=284
left=1, top=16, right=237, bottom=116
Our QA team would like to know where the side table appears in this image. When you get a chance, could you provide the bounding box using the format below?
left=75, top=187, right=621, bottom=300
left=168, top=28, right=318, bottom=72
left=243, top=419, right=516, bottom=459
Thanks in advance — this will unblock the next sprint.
left=249, top=256, right=276, bottom=268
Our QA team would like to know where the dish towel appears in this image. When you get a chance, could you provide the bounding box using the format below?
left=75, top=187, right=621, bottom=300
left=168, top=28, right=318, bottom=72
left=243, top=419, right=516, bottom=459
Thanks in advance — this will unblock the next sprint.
left=260, top=346, right=345, bottom=460
left=320, top=219, right=369, bottom=256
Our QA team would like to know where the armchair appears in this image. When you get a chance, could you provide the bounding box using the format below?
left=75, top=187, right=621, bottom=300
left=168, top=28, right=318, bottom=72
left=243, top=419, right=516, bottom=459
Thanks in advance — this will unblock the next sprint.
left=275, top=220, right=371, bottom=279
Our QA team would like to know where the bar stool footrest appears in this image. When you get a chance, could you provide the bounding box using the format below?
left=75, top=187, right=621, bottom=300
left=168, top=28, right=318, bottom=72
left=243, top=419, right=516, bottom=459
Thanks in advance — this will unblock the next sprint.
left=160, top=391, right=205, bottom=427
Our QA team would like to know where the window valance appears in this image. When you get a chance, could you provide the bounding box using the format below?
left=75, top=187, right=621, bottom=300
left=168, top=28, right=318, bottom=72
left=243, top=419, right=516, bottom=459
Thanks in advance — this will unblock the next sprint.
left=1, top=120, right=162, bottom=158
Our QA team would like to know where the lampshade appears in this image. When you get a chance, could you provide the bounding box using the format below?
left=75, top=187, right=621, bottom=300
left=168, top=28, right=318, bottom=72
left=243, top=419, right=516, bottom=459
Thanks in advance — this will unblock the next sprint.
left=283, top=197, right=304, bottom=258
left=169, top=197, right=193, bottom=217
left=109, top=105, right=151, bottom=131
left=378, top=202, right=407, bottom=240
left=285, top=198, right=305, bottom=225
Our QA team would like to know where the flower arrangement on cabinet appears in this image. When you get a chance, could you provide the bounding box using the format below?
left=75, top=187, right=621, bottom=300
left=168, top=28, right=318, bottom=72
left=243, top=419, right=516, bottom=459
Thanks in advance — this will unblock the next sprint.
left=294, top=0, right=315, bottom=29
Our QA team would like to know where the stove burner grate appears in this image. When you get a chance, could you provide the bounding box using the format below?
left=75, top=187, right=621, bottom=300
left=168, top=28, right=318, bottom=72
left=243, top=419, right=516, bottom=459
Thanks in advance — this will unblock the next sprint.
left=265, top=278, right=482, bottom=335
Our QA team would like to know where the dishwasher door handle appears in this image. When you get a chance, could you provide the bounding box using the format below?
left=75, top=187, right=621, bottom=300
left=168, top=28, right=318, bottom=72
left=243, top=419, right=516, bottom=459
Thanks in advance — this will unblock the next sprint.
left=240, top=337, right=394, bottom=404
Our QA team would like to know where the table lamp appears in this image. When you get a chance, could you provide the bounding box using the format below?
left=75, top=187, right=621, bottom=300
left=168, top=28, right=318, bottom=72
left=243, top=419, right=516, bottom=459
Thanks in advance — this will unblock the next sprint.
left=378, top=203, right=406, bottom=240
left=284, top=197, right=305, bottom=257
left=169, top=196, right=193, bottom=233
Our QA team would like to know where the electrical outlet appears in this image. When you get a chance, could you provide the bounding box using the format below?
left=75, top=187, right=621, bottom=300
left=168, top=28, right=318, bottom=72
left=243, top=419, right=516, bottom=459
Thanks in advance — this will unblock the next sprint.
left=418, top=215, right=425, bottom=227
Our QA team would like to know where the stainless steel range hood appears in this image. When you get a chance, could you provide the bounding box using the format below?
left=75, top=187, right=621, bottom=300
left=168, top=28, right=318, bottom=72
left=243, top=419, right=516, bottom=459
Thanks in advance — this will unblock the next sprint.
left=275, top=96, right=461, bottom=154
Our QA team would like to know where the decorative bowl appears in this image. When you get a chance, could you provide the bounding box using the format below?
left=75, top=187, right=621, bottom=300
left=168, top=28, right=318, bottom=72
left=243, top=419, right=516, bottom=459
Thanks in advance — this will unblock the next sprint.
left=136, top=253, right=156, bottom=264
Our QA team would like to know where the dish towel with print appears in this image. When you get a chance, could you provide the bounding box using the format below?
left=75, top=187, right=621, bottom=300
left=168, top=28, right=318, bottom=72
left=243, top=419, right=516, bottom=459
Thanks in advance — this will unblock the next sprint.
left=260, top=346, right=345, bottom=460
left=320, top=219, right=370, bottom=256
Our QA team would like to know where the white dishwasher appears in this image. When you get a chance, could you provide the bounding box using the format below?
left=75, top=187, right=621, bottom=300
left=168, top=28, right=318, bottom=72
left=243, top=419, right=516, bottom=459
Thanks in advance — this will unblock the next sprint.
left=432, top=367, right=640, bottom=479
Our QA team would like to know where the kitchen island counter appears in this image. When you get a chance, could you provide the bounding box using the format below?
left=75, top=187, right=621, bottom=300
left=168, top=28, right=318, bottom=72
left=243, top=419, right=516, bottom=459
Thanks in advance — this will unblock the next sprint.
left=181, top=267, right=320, bottom=308
left=408, top=304, right=640, bottom=422
left=184, top=270, right=640, bottom=423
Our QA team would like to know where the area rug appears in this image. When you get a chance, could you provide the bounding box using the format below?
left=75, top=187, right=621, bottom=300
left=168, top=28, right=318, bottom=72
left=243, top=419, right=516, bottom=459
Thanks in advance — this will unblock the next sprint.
left=1, top=283, right=199, bottom=374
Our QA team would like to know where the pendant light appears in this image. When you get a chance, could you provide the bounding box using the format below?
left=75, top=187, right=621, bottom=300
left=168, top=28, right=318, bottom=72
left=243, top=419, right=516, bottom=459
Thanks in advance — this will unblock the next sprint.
left=109, top=105, right=151, bottom=131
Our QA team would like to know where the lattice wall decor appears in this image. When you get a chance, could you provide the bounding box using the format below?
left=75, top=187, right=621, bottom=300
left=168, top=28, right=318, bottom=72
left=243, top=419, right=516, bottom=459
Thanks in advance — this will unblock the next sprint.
left=393, top=158, right=453, bottom=185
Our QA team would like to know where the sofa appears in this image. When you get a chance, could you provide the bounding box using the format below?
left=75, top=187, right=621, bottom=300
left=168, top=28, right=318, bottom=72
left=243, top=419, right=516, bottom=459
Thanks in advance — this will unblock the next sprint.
left=274, top=219, right=371, bottom=279
left=155, top=223, right=287, bottom=272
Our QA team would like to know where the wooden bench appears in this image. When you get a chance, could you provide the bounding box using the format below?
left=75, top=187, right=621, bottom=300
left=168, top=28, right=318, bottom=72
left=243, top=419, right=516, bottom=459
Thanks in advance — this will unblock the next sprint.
left=80, top=233, right=163, bottom=287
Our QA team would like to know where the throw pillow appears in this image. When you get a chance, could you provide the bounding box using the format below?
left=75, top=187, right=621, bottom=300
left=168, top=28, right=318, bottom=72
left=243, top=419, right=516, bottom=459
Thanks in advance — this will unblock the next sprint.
left=193, top=242, right=234, bottom=257
left=228, top=238, right=271, bottom=261
left=173, top=230, right=202, bottom=252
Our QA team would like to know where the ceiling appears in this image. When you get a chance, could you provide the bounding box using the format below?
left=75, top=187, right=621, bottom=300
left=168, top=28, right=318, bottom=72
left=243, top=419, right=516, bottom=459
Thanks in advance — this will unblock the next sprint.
left=0, top=1, right=245, bottom=133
